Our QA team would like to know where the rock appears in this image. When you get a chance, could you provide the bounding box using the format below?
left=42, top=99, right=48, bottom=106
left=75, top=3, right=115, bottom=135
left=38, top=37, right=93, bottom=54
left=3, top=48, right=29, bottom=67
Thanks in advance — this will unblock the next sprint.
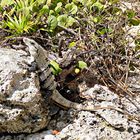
left=0, top=48, right=50, bottom=133
left=0, top=83, right=140, bottom=139
left=26, top=130, right=59, bottom=140
left=56, top=111, right=140, bottom=140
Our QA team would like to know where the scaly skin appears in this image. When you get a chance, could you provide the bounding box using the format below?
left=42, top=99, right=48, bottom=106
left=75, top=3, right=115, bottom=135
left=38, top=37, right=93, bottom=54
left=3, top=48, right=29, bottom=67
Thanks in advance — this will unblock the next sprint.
left=23, top=38, right=140, bottom=121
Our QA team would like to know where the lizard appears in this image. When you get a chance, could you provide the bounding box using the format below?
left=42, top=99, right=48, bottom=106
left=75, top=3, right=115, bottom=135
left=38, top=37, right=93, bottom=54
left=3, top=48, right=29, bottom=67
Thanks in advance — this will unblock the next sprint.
left=22, top=37, right=140, bottom=121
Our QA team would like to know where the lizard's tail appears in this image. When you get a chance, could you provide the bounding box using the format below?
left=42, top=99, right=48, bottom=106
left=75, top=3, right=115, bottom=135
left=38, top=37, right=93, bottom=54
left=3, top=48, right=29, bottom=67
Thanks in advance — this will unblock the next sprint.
left=51, top=90, right=116, bottom=111
left=51, top=90, right=140, bottom=121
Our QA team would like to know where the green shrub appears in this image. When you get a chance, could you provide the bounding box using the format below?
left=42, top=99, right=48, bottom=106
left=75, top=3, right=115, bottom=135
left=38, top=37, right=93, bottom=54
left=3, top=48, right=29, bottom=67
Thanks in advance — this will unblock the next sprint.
left=0, top=0, right=50, bottom=34
left=0, top=0, right=78, bottom=35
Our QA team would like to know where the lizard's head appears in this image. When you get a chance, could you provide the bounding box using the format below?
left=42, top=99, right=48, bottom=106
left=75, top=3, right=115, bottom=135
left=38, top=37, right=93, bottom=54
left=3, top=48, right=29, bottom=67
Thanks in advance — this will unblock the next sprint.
left=23, top=38, right=38, bottom=48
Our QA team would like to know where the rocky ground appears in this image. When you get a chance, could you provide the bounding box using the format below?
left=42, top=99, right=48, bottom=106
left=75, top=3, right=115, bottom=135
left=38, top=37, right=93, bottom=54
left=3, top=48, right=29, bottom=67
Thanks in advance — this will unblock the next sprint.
left=0, top=82, right=140, bottom=140
left=0, top=1, right=140, bottom=140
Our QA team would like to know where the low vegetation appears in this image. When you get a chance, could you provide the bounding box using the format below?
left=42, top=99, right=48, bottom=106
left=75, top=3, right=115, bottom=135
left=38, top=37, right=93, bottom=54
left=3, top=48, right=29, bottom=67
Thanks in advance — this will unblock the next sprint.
left=0, top=0, right=140, bottom=96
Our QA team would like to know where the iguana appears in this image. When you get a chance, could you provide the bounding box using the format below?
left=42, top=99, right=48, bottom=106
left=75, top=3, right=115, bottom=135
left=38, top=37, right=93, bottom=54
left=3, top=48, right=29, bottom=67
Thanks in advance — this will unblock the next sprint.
left=23, top=38, right=140, bottom=121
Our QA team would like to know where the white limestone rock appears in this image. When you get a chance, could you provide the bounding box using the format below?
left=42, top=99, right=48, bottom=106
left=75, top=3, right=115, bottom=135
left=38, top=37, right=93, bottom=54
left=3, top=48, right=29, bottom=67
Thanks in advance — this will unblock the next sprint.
left=0, top=48, right=50, bottom=133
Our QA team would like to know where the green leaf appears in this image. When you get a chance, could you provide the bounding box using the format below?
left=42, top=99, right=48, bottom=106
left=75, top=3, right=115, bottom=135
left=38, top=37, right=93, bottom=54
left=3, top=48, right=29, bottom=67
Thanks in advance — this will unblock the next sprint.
left=50, top=60, right=62, bottom=75
left=108, top=27, right=113, bottom=33
left=49, top=10, right=55, bottom=16
left=109, top=0, right=119, bottom=4
left=92, top=16, right=101, bottom=23
left=0, top=6, right=3, bottom=12
left=47, top=15, right=58, bottom=31
left=57, top=14, right=67, bottom=27
left=135, top=39, right=140, bottom=51
left=40, top=4, right=49, bottom=14
left=55, top=2, right=62, bottom=13
left=66, top=16, right=75, bottom=27
left=57, top=15, right=75, bottom=28
left=6, top=21, right=15, bottom=30
left=0, top=0, right=14, bottom=6
left=77, top=61, right=87, bottom=69
left=126, top=10, right=136, bottom=19
left=97, top=28, right=107, bottom=35
left=93, top=17, right=98, bottom=23
left=72, top=0, right=79, bottom=4
left=69, top=41, right=76, bottom=48
left=129, top=18, right=140, bottom=26
left=97, top=27, right=112, bottom=35
left=111, top=7, right=121, bottom=15
left=65, top=2, right=78, bottom=14
left=47, top=0, right=52, bottom=7
left=92, top=1, right=104, bottom=10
